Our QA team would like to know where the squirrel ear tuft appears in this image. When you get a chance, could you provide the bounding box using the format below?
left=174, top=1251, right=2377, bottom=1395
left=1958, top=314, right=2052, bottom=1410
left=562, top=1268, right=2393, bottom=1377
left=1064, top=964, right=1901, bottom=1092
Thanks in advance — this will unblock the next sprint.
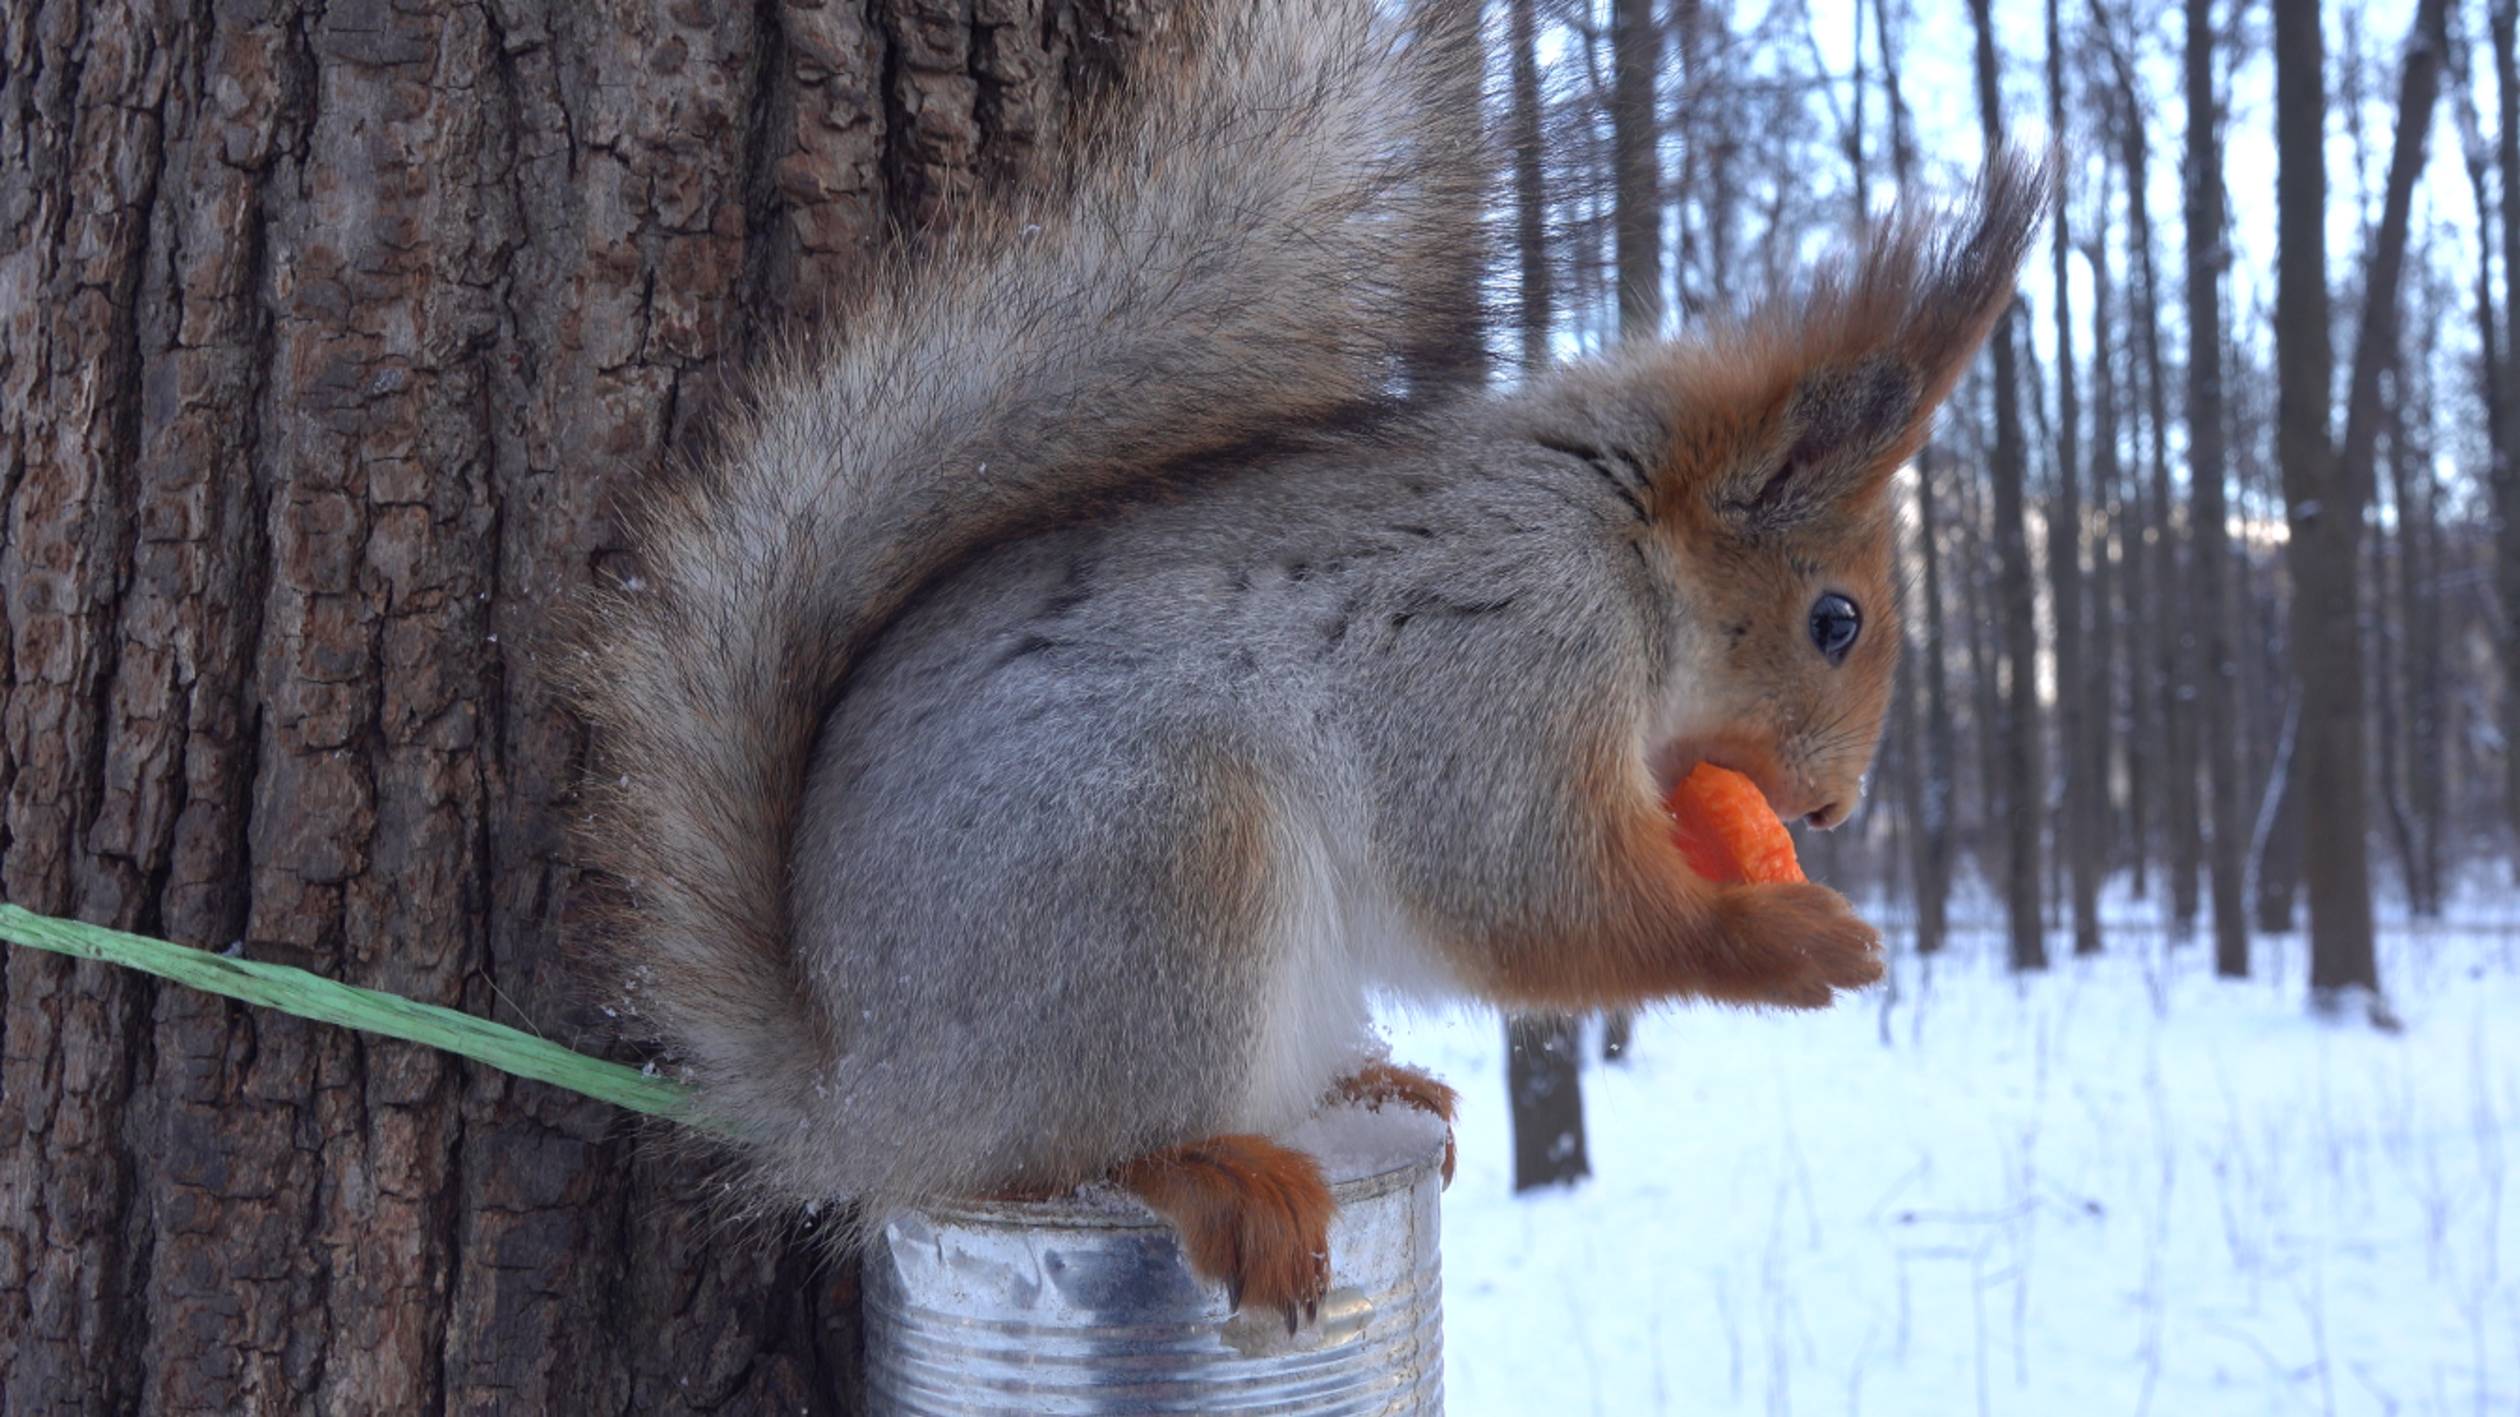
left=1717, top=356, right=1921, bottom=534
left=1883, top=146, right=2057, bottom=406
left=1706, top=148, right=2054, bottom=536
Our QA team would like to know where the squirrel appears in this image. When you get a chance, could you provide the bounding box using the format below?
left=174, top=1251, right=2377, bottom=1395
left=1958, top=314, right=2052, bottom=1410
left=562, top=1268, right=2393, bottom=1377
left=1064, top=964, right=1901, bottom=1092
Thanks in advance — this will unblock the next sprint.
left=562, top=0, right=2048, bottom=1325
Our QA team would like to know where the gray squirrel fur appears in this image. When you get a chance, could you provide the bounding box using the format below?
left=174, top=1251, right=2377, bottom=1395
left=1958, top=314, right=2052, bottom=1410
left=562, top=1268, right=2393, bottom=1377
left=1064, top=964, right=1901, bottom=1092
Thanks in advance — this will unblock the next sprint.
left=562, top=0, right=2049, bottom=1311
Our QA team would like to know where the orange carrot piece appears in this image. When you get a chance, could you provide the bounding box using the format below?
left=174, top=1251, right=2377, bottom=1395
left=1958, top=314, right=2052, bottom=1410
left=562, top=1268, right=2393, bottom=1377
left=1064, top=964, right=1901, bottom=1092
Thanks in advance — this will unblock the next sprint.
left=1664, top=763, right=1805, bottom=885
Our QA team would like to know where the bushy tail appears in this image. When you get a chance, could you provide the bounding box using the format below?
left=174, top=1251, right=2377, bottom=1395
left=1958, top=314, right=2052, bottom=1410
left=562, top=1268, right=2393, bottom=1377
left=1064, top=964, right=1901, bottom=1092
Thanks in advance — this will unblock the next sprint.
left=560, top=0, right=1489, bottom=1187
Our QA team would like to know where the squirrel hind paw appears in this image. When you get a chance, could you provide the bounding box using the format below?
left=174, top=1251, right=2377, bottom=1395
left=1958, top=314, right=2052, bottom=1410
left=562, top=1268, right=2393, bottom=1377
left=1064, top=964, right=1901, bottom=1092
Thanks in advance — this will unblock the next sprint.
left=1114, top=1134, right=1336, bottom=1322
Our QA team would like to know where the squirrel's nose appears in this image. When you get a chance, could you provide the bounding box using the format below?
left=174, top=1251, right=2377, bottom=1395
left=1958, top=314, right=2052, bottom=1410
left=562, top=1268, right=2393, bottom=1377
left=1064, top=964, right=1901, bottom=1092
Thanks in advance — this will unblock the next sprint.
left=1803, top=802, right=1848, bottom=831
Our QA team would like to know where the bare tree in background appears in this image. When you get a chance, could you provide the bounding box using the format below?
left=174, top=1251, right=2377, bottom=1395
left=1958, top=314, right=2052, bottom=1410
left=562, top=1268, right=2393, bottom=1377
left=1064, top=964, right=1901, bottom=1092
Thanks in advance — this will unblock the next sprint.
left=2086, top=162, right=2137, bottom=903
left=2085, top=97, right=2159, bottom=905
left=2372, top=283, right=2446, bottom=917
left=1514, top=0, right=1555, bottom=375
left=1614, top=0, right=1663, bottom=334
left=2097, top=0, right=2204, bottom=931
left=2493, top=1, right=2520, bottom=859
left=2397, top=261, right=2449, bottom=915
left=2187, top=0, right=2252, bottom=976
left=2050, top=0, right=2101, bottom=958
left=2276, top=0, right=2443, bottom=1021
left=1874, top=0, right=1954, bottom=959
left=1970, top=0, right=2047, bottom=972
left=2319, top=0, right=2446, bottom=1009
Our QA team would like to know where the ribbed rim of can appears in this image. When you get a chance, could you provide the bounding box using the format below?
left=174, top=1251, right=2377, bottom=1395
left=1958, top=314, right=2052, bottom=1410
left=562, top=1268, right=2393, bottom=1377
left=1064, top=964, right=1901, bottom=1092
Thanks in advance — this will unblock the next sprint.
left=904, top=1131, right=1446, bottom=1230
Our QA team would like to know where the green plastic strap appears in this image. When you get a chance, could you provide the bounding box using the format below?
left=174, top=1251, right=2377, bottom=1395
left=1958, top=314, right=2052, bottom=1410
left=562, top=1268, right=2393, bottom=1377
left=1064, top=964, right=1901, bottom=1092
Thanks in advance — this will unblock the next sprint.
left=0, top=902, right=715, bottom=1132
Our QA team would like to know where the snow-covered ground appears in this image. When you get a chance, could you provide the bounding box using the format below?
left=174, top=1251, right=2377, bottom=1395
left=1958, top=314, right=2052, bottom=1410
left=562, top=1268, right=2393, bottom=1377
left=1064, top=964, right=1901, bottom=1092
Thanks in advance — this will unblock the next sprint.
left=1383, top=896, right=2520, bottom=1416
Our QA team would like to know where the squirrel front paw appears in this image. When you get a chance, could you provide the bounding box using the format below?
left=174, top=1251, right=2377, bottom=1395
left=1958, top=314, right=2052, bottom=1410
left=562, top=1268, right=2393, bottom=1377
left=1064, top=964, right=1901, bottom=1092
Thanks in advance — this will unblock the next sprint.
left=1114, top=1134, right=1336, bottom=1330
left=1709, top=881, right=1885, bottom=1008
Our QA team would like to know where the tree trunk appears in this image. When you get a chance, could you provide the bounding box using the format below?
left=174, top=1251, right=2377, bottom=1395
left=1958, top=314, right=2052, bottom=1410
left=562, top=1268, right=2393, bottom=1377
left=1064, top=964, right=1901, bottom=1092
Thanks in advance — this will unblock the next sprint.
left=0, top=3, right=1150, bottom=1410
left=2100, top=7, right=2203, bottom=931
left=2373, top=397, right=2424, bottom=910
left=2328, top=0, right=2447, bottom=943
left=2095, top=210, right=2157, bottom=900
left=1669, top=0, right=1702, bottom=319
left=1954, top=402, right=2008, bottom=889
left=1614, top=0, right=1663, bottom=338
left=2336, top=0, right=2448, bottom=506
left=2408, top=397, right=2448, bottom=915
left=2278, top=0, right=2419, bottom=1016
left=2050, top=0, right=2100, bottom=958
left=2280, top=2, right=2347, bottom=966
left=1971, top=0, right=2045, bottom=971
left=1507, top=1015, right=1592, bottom=1192
left=1911, top=447, right=1956, bottom=956
left=2398, top=263, right=2447, bottom=914
left=1892, top=596, right=1931, bottom=947
left=1512, top=0, right=1553, bottom=374
left=2494, top=0, right=2520, bottom=867
left=2252, top=683, right=2305, bottom=933
left=2187, top=0, right=2251, bottom=975
left=2087, top=208, right=2137, bottom=892
left=1873, top=0, right=1949, bottom=957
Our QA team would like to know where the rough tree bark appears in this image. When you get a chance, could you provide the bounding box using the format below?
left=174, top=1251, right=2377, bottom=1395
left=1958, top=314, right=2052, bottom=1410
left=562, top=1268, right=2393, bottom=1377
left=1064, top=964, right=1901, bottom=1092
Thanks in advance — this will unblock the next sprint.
left=1969, top=0, right=2046, bottom=972
left=0, top=3, right=1152, bottom=1411
left=2186, top=0, right=2251, bottom=976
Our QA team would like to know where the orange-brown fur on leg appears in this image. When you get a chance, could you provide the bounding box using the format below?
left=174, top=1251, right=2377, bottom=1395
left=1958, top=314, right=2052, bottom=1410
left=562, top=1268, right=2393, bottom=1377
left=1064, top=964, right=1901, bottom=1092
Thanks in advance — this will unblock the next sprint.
left=1332, top=1061, right=1461, bottom=1184
left=1115, top=1135, right=1337, bottom=1328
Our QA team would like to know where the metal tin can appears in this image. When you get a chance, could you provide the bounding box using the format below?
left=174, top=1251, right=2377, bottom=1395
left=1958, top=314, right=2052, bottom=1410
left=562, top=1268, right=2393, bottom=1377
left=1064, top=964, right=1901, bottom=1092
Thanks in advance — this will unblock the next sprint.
left=864, top=1109, right=1447, bottom=1414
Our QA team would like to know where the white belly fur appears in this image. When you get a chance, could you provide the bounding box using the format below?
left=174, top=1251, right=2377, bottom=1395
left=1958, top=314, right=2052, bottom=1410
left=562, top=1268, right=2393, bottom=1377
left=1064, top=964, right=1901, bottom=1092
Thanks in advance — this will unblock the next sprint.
left=1232, top=803, right=1463, bottom=1133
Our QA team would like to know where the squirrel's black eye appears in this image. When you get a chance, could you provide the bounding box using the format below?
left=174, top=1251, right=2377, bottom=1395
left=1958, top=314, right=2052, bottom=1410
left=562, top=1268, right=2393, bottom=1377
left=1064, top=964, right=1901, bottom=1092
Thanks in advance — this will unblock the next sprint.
left=1809, top=593, right=1862, bottom=665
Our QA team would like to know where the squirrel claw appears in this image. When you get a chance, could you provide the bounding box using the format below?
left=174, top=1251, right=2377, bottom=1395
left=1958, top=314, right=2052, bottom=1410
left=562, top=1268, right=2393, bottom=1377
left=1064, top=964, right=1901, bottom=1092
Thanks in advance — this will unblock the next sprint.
left=1331, top=1061, right=1460, bottom=1189
left=1113, top=1134, right=1337, bottom=1320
